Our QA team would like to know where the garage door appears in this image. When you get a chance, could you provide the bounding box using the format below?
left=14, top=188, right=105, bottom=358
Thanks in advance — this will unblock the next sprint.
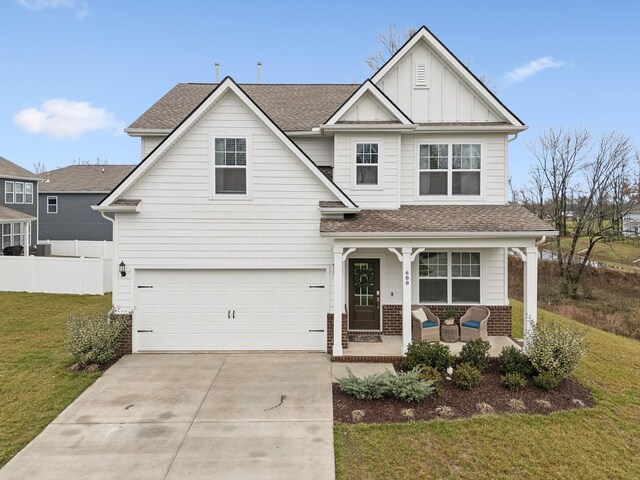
left=134, top=269, right=327, bottom=352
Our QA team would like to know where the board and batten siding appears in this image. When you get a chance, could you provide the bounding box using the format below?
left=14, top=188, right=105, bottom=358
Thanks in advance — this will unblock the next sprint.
left=400, top=133, right=508, bottom=204
left=292, top=136, right=334, bottom=166
left=38, top=193, right=114, bottom=241
left=375, top=40, right=502, bottom=124
left=113, top=91, right=338, bottom=310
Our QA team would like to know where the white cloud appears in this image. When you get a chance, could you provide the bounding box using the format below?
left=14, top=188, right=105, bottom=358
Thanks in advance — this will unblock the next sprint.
left=13, top=99, right=124, bottom=139
left=505, top=57, right=567, bottom=83
left=17, top=0, right=90, bottom=20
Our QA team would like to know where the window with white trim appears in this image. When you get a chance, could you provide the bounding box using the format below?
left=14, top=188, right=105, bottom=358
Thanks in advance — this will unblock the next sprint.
left=214, top=138, right=247, bottom=195
left=1, top=224, right=10, bottom=249
left=5, top=181, right=14, bottom=203
left=355, top=143, right=379, bottom=185
left=24, top=183, right=33, bottom=204
left=47, top=196, right=58, bottom=214
left=12, top=222, right=21, bottom=246
left=418, top=252, right=481, bottom=304
left=15, top=182, right=24, bottom=204
left=419, top=143, right=481, bottom=196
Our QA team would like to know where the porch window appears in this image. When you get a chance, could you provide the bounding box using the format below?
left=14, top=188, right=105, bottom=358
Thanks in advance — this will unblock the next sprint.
left=419, top=252, right=481, bottom=304
left=12, top=223, right=21, bottom=246
left=1, top=224, right=10, bottom=249
left=355, top=143, right=379, bottom=185
left=214, top=137, right=247, bottom=195
left=419, top=143, right=481, bottom=196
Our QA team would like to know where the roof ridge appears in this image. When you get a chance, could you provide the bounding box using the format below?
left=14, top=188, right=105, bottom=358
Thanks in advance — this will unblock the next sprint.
left=184, top=82, right=359, bottom=86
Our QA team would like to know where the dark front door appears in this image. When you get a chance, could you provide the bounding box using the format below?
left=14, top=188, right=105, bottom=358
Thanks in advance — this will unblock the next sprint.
left=348, top=259, right=380, bottom=330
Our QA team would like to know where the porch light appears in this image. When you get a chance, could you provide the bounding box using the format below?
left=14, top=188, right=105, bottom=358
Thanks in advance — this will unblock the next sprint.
left=119, top=261, right=126, bottom=277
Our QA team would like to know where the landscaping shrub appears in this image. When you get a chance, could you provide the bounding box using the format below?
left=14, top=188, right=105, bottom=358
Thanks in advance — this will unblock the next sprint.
left=498, top=346, right=533, bottom=376
left=405, top=341, right=454, bottom=371
left=533, top=371, right=561, bottom=391
left=67, top=313, right=124, bottom=366
left=527, top=321, right=586, bottom=378
left=508, top=398, right=526, bottom=412
left=337, top=369, right=389, bottom=400
left=501, top=372, right=527, bottom=392
left=459, top=339, right=491, bottom=372
left=386, top=367, right=435, bottom=403
left=418, top=365, right=443, bottom=395
left=453, top=363, right=483, bottom=390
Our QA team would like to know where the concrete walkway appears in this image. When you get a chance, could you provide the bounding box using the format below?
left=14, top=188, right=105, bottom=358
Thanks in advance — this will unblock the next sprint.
left=0, top=353, right=335, bottom=480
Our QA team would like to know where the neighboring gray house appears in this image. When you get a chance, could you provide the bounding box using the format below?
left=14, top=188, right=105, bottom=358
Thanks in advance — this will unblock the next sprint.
left=0, top=156, right=38, bottom=252
left=38, top=165, right=136, bottom=241
left=622, top=207, right=640, bottom=236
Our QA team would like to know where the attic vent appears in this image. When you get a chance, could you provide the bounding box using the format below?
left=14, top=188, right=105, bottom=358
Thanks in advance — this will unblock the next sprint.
left=415, top=63, right=428, bottom=87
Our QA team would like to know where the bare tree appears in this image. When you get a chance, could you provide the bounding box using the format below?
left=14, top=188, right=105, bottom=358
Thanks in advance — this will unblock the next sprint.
left=365, top=25, right=417, bottom=71
left=526, top=128, right=635, bottom=296
left=32, top=161, right=48, bottom=174
left=71, top=157, right=109, bottom=166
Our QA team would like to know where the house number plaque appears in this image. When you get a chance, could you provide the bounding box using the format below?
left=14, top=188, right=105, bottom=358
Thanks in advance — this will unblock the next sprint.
left=405, top=270, right=410, bottom=286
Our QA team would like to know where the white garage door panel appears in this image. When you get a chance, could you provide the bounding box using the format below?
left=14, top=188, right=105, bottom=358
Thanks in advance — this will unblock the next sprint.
left=134, top=269, right=327, bottom=352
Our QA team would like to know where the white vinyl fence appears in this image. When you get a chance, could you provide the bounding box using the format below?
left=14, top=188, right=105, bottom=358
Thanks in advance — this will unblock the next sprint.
left=0, top=256, right=112, bottom=295
left=38, top=240, right=113, bottom=259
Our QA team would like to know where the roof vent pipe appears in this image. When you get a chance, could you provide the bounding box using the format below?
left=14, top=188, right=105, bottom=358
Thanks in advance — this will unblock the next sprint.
left=257, top=61, right=262, bottom=83
left=215, top=62, right=220, bottom=82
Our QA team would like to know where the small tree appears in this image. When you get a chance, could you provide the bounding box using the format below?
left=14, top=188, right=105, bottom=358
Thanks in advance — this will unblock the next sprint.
left=365, top=25, right=417, bottom=72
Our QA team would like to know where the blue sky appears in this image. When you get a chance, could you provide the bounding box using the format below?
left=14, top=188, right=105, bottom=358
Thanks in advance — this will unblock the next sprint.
left=1, top=0, right=638, bottom=186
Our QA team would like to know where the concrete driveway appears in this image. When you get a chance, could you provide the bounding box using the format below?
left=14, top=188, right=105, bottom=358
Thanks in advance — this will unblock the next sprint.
left=0, top=353, right=334, bottom=480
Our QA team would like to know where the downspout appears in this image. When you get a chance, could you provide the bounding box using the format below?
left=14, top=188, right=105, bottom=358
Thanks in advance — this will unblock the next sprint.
left=535, top=235, right=546, bottom=247
left=508, top=133, right=519, bottom=143
left=100, top=211, right=115, bottom=224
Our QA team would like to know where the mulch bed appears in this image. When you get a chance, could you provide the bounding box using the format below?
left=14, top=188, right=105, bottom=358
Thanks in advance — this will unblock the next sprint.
left=333, top=361, right=594, bottom=424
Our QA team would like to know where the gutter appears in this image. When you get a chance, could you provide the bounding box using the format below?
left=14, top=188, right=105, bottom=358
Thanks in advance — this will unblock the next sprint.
left=320, top=230, right=559, bottom=239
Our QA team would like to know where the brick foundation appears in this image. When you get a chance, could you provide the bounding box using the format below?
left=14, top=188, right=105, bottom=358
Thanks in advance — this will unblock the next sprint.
left=326, top=313, right=348, bottom=354
left=382, top=304, right=512, bottom=336
left=111, top=312, right=133, bottom=357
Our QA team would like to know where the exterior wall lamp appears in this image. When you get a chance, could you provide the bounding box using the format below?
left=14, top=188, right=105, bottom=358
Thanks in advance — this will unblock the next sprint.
left=119, top=261, right=127, bottom=277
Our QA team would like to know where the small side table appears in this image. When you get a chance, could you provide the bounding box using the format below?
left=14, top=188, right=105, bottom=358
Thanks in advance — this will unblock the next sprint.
left=441, top=324, right=459, bottom=343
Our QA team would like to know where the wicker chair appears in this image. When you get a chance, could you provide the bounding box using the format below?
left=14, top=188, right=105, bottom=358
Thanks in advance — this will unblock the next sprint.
left=411, top=306, right=440, bottom=343
left=460, top=306, right=490, bottom=341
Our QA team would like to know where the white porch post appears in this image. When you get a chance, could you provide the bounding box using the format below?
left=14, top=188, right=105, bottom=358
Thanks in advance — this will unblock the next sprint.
left=23, top=221, right=29, bottom=256
left=402, top=248, right=412, bottom=353
left=523, top=246, right=538, bottom=348
left=333, top=246, right=344, bottom=356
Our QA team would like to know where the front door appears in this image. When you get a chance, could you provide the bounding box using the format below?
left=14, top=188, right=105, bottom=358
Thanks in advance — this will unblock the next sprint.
left=348, top=259, right=380, bottom=330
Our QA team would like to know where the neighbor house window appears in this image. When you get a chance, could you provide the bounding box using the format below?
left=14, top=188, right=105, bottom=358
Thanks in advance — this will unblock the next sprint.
left=419, top=144, right=481, bottom=196
left=12, top=223, right=21, bottom=246
left=5, top=181, right=14, bottom=203
left=214, top=137, right=247, bottom=195
left=355, top=143, right=379, bottom=185
left=1, top=224, right=11, bottom=249
left=419, top=252, right=481, bottom=304
left=14, top=182, right=24, bottom=204
left=47, top=196, right=58, bottom=214
left=24, top=183, right=33, bottom=204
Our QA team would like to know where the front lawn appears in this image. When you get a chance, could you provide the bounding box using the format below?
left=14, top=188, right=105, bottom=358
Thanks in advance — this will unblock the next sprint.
left=0, top=292, right=112, bottom=468
left=334, top=300, right=640, bottom=479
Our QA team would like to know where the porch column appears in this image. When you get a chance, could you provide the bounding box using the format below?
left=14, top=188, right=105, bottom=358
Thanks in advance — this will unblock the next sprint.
left=333, top=246, right=344, bottom=356
left=402, top=248, right=412, bottom=353
left=523, top=246, right=538, bottom=348
left=22, top=221, right=29, bottom=257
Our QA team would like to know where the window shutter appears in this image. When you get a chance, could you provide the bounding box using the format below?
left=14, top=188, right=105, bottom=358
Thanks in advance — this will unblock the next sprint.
left=415, top=63, right=428, bottom=87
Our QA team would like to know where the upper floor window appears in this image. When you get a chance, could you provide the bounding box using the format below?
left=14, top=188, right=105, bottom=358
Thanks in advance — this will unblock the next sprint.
left=419, top=144, right=481, bottom=196
left=15, top=182, right=24, bottom=204
left=5, top=181, right=14, bottom=203
left=25, top=183, right=33, bottom=204
left=355, top=143, right=379, bottom=185
left=4, top=181, right=33, bottom=205
left=214, top=137, right=247, bottom=195
left=47, top=196, right=58, bottom=214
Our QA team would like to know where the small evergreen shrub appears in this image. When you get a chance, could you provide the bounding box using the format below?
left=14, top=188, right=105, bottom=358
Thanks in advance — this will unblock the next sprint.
left=501, top=372, right=527, bottom=392
left=386, top=367, right=436, bottom=403
left=459, top=339, right=491, bottom=372
left=405, top=341, right=454, bottom=371
left=337, top=368, right=389, bottom=400
left=498, top=346, right=533, bottom=376
left=527, top=321, right=586, bottom=378
left=533, top=371, right=561, bottom=391
left=67, top=313, right=124, bottom=366
left=419, top=365, right=443, bottom=395
left=453, top=363, right=483, bottom=390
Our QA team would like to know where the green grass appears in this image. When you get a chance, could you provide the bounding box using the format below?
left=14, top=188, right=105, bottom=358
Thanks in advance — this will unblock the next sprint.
left=0, top=292, right=112, bottom=468
left=334, top=300, right=640, bottom=479
left=552, top=237, right=640, bottom=271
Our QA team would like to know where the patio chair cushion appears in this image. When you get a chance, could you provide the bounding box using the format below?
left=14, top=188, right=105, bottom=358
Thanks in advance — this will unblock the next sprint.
left=462, top=320, right=481, bottom=329
left=422, top=321, right=438, bottom=328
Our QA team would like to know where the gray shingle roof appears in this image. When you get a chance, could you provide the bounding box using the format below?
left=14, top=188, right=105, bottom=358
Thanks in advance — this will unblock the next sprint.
left=38, top=165, right=136, bottom=193
left=0, top=205, right=36, bottom=222
left=320, top=205, right=556, bottom=234
left=0, top=156, right=37, bottom=180
left=128, top=83, right=360, bottom=132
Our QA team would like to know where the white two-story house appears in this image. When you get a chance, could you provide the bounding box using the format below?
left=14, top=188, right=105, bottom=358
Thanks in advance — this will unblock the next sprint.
left=95, top=26, right=556, bottom=356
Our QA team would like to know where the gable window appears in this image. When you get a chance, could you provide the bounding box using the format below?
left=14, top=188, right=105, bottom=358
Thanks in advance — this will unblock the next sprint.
left=24, top=183, right=33, bottom=204
left=214, top=138, right=247, bottom=195
left=419, top=252, right=481, bottom=304
left=47, top=196, right=58, bottom=214
left=419, top=143, right=481, bottom=196
left=4, top=181, right=14, bottom=203
left=14, top=182, right=24, bottom=204
left=355, top=143, right=379, bottom=185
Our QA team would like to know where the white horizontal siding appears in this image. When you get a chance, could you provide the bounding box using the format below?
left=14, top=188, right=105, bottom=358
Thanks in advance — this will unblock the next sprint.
left=114, top=92, right=337, bottom=310
left=291, top=137, right=334, bottom=166
left=141, top=136, right=166, bottom=158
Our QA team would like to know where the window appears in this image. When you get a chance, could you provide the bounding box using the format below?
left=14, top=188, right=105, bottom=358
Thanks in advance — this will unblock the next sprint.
left=12, top=223, right=21, bottom=246
left=419, top=252, right=481, bottom=304
left=24, top=183, right=33, bottom=204
left=214, top=138, right=247, bottom=195
left=14, top=182, right=24, bottom=204
left=1, top=224, right=10, bottom=249
left=4, top=181, right=14, bottom=203
left=355, top=143, right=379, bottom=185
left=418, top=143, right=481, bottom=196
left=47, top=196, right=58, bottom=214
